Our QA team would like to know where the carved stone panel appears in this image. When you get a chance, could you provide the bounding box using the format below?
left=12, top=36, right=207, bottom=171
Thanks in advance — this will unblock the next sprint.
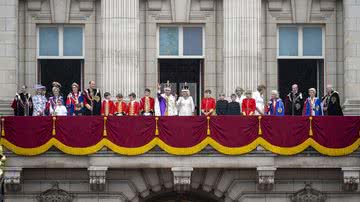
left=37, top=182, right=73, bottom=202
left=290, top=184, right=327, bottom=202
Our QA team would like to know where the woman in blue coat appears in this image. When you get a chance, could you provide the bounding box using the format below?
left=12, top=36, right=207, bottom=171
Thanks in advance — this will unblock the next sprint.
left=267, top=90, right=285, bottom=116
left=303, top=88, right=323, bottom=116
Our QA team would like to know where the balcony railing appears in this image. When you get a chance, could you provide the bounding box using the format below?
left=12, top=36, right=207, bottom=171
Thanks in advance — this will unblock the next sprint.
left=0, top=116, right=359, bottom=156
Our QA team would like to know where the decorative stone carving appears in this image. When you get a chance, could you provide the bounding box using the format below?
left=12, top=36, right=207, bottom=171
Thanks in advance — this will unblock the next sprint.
left=290, top=184, right=327, bottom=202
left=268, top=0, right=283, bottom=11
left=37, top=182, right=73, bottom=202
left=3, top=167, right=22, bottom=192
left=342, top=167, right=360, bottom=192
left=50, top=0, right=72, bottom=23
left=320, top=0, right=336, bottom=11
left=88, top=166, right=108, bottom=192
left=257, top=167, right=276, bottom=191
left=171, top=167, right=193, bottom=192
left=290, top=0, right=313, bottom=23
left=170, top=0, right=192, bottom=22
left=27, top=0, right=42, bottom=11
left=148, top=0, right=162, bottom=11
left=79, top=0, right=95, bottom=11
left=200, top=0, right=214, bottom=11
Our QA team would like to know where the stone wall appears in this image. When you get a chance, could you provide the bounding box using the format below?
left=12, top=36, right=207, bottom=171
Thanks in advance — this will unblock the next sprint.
left=0, top=0, right=18, bottom=100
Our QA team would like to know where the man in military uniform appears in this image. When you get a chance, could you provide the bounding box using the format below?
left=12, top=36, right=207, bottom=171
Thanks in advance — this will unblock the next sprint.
left=322, top=84, right=343, bottom=116
left=285, top=84, right=304, bottom=116
left=83, top=81, right=102, bottom=116
left=11, top=85, right=33, bottom=116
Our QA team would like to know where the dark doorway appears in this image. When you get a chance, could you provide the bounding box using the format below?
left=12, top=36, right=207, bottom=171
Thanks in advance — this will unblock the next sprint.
left=38, top=59, right=83, bottom=97
left=278, top=59, right=324, bottom=101
left=159, top=59, right=203, bottom=115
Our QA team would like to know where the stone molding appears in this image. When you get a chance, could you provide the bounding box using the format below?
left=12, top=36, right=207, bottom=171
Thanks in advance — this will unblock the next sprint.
left=342, top=167, right=360, bottom=192
left=257, top=167, right=276, bottom=191
left=88, top=166, right=108, bottom=192
left=171, top=167, right=193, bottom=192
left=3, top=167, right=22, bottom=192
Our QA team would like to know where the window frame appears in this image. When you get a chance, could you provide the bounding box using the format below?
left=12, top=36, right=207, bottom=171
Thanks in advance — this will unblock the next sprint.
left=37, top=24, right=85, bottom=59
left=157, top=24, right=205, bottom=59
left=277, top=25, right=325, bottom=59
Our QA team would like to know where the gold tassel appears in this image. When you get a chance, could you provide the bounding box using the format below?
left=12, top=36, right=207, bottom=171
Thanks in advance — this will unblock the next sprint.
left=207, top=116, right=211, bottom=136
left=258, top=116, right=263, bottom=135
left=309, top=116, right=313, bottom=136
left=103, top=116, right=107, bottom=137
left=52, top=116, right=56, bottom=136
left=1, top=118, right=5, bottom=137
left=155, top=117, right=159, bottom=136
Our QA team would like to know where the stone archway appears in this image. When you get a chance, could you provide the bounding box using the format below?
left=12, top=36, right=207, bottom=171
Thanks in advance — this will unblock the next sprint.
left=143, top=189, right=223, bottom=202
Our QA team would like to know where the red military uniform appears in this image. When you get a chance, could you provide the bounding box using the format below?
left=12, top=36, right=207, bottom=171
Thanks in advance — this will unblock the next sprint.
left=201, top=97, right=216, bottom=115
left=101, top=100, right=115, bottom=116
left=140, top=96, right=155, bottom=115
left=126, top=101, right=140, bottom=116
left=114, top=101, right=127, bottom=116
left=242, top=98, right=256, bottom=116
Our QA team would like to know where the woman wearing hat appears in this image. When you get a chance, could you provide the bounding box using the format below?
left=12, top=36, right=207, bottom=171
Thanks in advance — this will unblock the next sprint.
left=32, top=84, right=47, bottom=116
left=176, top=83, right=195, bottom=116
left=66, top=82, right=85, bottom=116
left=46, top=82, right=64, bottom=116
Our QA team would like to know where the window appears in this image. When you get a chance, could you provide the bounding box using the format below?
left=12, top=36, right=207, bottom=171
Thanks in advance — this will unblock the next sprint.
left=303, top=27, right=322, bottom=56
left=279, top=27, right=298, bottom=56
left=159, top=27, right=179, bottom=56
left=158, top=25, right=204, bottom=58
left=39, top=27, right=59, bottom=56
left=38, top=25, right=84, bottom=58
left=278, top=25, right=324, bottom=58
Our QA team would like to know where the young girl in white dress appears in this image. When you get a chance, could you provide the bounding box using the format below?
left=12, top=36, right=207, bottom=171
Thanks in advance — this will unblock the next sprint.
left=176, top=84, right=195, bottom=116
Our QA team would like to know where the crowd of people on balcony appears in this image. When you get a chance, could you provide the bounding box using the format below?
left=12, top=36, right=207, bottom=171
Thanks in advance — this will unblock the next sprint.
left=11, top=80, right=343, bottom=117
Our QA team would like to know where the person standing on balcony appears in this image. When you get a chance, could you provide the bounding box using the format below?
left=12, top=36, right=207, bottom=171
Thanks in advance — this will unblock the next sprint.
left=216, top=93, right=228, bottom=115
left=322, top=84, right=343, bottom=116
left=201, top=89, right=216, bottom=116
left=252, top=85, right=266, bottom=115
left=242, top=90, right=256, bottom=116
left=285, top=84, right=304, bottom=116
left=176, top=83, right=195, bottom=116
left=266, top=90, right=285, bottom=116
left=235, top=87, right=246, bottom=113
left=303, top=88, right=323, bottom=116
left=46, top=82, right=63, bottom=116
left=66, top=83, right=84, bottom=116
left=32, top=84, right=47, bottom=116
left=101, top=92, right=115, bottom=116
left=227, top=94, right=241, bottom=115
left=140, top=88, right=155, bottom=116
left=114, top=94, right=127, bottom=116
left=11, top=85, right=33, bottom=116
left=155, top=81, right=177, bottom=116
left=83, top=81, right=102, bottom=116
left=126, top=93, right=140, bottom=116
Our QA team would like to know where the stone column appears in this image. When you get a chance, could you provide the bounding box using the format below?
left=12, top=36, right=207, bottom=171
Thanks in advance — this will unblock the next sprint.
left=0, top=0, right=18, bottom=100
left=343, top=0, right=360, bottom=115
left=223, top=0, right=262, bottom=96
left=101, top=0, right=139, bottom=97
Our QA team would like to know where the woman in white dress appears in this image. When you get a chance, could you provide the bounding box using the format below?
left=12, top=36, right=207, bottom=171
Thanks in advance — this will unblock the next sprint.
left=177, top=84, right=195, bottom=116
left=252, top=84, right=266, bottom=115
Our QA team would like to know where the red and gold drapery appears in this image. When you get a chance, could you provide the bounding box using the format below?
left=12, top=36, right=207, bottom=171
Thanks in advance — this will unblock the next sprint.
left=1, top=116, right=359, bottom=156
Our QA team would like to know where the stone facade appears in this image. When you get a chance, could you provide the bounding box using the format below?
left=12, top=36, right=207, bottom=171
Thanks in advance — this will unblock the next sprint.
left=1, top=0, right=360, bottom=200
left=0, top=0, right=359, bottom=114
left=3, top=149, right=360, bottom=201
